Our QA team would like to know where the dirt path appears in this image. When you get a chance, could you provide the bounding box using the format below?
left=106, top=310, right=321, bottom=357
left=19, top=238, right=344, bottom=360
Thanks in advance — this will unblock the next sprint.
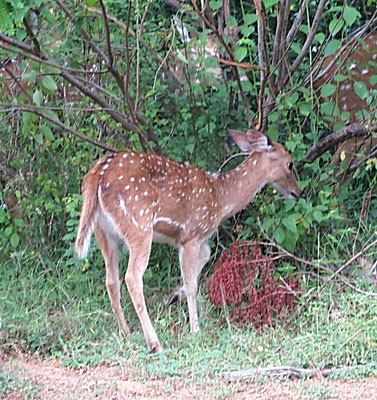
left=1, top=357, right=376, bottom=400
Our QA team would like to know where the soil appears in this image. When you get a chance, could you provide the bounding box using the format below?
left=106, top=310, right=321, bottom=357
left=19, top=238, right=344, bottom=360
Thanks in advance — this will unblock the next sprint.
left=1, top=356, right=376, bottom=400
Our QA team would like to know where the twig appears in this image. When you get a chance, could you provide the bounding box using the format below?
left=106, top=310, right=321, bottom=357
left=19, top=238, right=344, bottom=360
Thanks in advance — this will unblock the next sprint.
left=221, top=365, right=361, bottom=380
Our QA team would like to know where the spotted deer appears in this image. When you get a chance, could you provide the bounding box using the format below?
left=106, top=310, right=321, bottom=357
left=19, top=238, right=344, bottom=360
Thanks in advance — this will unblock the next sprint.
left=313, top=34, right=377, bottom=167
left=75, top=129, right=301, bottom=353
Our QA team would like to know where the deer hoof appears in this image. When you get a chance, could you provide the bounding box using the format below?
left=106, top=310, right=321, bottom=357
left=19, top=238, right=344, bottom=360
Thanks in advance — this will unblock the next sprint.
left=164, top=287, right=186, bottom=306
left=149, top=341, right=163, bottom=354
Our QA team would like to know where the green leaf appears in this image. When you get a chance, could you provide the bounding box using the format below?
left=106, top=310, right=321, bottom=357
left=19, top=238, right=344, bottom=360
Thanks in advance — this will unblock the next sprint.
left=263, top=0, right=279, bottom=8
left=244, top=13, right=259, bottom=25
left=235, top=46, right=247, bottom=62
left=334, top=74, right=347, bottom=82
left=273, top=226, right=286, bottom=244
left=35, top=134, right=43, bottom=145
left=0, top=208, right=7, bottom=223
left=33, top=90, right=43, bottom=106
left=10, top=233, right=20, bottom=247
left=209, top=0, right=222, bottom=10
left=313, top=210, right=323, bottom=223
left=261, top=217, right=274, bottom=231
left=226, top=16, right=237, bottom=29
left=353, top=81, right=368, bottom=99
left=176, top=49, right=188, bottom=64
left=314, top=33, right=325, bottom=44
left=300, top=103, right=312, bottom=116
left=41, top=75, right=57, bottom=93
left=4, top=227, right=12, bottom=237
left=320, top=101, right=336, bottom=116
left=282, top=217, right=297, bottom=233
left=340, top=111, right=350, bottom=121
left=329, top=19, right=344, bottom=36
left=14, top=219, right=24, bottom=228
left=286, top=92, right=298, bottom=107
left=343, top=6, right=360, bottom=26
left=324, top=39, right=340, bottom=57
left=282, top=233, right=298, bottom=252
left=40, top=126, right=54, bottom=141
left=370, top=75, right=377, bottom=86
left=321, top=83, right=336, bottom=97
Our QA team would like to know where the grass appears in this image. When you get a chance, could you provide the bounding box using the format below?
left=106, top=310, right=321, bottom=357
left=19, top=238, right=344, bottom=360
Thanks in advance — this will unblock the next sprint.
left=1, top=149, right=375, bottom=396
left=0, top=367, right=40, bottom=399
left=1, top=231, right=376, bottom=397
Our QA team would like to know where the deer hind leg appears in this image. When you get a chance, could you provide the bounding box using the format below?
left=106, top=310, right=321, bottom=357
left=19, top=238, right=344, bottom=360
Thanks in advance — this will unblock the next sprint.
left=94, top=225, right=130, bottom=336
left=125, top=233, right=162, bottom=353
left=178, top=239, right=207, bottom=334
left=166, top=240, right=211, bottom=307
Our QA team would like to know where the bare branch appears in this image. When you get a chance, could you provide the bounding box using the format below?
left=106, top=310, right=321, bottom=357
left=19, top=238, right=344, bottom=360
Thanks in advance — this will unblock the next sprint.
left=98, top=0, right=114, bottom=67
left=286, top=0, right=308, bottom=44
left=297, top=124, right=377, bottom=170
left=286, top=0, right=326, bottom=83
left=86, top=6, right=185, bottom=86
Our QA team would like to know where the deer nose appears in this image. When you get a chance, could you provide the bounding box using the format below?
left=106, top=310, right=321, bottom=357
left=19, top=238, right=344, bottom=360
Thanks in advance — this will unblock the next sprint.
left=291, top=190, right=302, bottom=200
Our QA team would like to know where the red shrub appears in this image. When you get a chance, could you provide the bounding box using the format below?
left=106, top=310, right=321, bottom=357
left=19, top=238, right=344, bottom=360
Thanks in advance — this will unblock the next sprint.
left=207, top=242, right=303, bottom=329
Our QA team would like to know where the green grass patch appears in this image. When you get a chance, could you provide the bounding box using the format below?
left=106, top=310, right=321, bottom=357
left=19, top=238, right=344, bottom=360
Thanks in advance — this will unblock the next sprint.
left=1, top=247, right=376, bottom=383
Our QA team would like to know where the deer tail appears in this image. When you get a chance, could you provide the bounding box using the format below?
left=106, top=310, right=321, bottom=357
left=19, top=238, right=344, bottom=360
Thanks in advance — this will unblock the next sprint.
left=75, top=173, right=100, bottom=259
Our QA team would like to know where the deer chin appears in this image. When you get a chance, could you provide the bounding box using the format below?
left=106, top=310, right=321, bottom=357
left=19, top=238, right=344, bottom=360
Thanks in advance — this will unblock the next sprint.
left=270, top=182, right=300, bottom=200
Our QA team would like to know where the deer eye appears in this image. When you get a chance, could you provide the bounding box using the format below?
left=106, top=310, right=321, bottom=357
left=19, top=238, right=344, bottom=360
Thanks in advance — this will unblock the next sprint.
left=287, top=161, right=293, bottom=172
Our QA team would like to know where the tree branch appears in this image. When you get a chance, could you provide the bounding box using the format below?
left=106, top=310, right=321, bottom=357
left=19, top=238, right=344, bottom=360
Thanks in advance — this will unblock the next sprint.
left=297, top=124, right=377, bottom=171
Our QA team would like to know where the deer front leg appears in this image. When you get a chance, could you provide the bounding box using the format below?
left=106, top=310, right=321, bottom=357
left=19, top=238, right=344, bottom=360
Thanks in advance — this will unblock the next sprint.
left=125, top=236, right=162, bottom=353
left=94, top=225, right=130, bottom=336
left=165, top=240, right=211, bottom=306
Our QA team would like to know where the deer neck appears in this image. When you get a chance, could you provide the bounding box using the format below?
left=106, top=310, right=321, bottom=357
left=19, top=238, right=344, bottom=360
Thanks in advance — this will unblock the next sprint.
left=216, top=152, right=267, bottom=220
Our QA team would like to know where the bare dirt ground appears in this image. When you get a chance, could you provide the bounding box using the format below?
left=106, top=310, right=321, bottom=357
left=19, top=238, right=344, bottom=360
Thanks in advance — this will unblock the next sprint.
left=1, top=356, right=376, bottom=400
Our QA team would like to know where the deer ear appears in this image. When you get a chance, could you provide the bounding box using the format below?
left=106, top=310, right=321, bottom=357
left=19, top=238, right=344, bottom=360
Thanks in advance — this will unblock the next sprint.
left=227, top=129, right=272, bottom=152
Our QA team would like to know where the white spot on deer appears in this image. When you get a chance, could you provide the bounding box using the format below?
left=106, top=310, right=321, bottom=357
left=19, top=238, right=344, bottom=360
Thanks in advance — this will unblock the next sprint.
left=118, top=163, right=123, bottom=167
left=130, top=177, right=135, bottom=182
left=140, top=209, right=144, bottom=217
left=343, top=104, right=348, bottom=110
left=100, top=171, right=104, bottom=175
left=125, top=185, right=130, bottom=190
left=103, top=164, right=109, bottom=170
left=194, top=176, right=197, bottom=180
left=135, top=187, right=139, bottom=191
left=143, top=191, right=148, bottom=196
left=119, top=197, right=127, bottom=215
left=349, top=63, right=356, bottom=70
left=123, top=154, right=128, bottom=158
left=243, top=171, right=248, bottom=176
left=361, top=69, right=369, bottom=75
left=130, top=152, right=135, bottom=156
left=135, top=195, right=139, bottom=201
left=105, top=182, right=110, bottom=188
left=145, top=208, right=150, bottom=214
left=253, top=159, right=258, bottom=166
left=140, top=177, right=146, bottom=182
left=106, top=158, right=112, bottom=163
left=118, top=175, right=123, bottom=180
left=345, top=84, right=351, bottom=90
